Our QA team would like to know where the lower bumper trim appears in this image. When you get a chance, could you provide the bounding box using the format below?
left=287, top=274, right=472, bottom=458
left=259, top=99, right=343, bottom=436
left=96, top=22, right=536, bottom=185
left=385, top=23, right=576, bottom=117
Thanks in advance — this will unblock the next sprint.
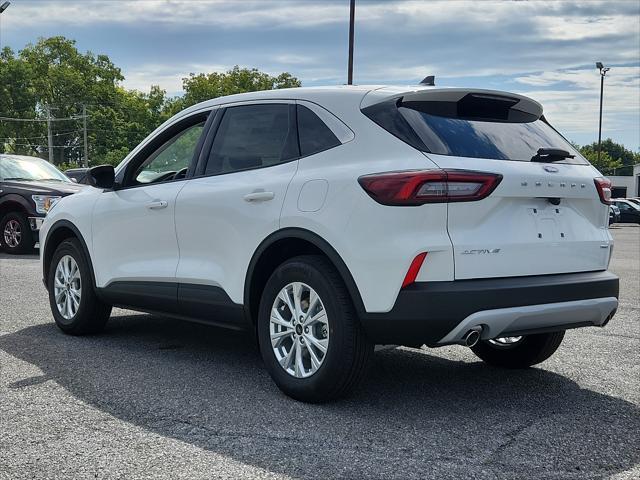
left=438, top=297, right=618, bottom=345
left=360, top=270, right=619, bottom=347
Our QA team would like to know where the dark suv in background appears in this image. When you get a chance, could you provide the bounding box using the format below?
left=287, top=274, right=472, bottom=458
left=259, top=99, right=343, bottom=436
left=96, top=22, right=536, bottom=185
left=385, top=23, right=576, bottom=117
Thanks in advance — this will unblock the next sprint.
left=0, top=154, right=82, bottom=254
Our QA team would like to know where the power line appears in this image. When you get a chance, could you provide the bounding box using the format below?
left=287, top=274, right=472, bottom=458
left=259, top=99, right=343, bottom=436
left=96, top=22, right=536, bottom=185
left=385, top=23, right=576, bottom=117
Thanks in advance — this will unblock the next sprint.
left=7, top=143, right=81, bottom=148
left=0, top=130, right=82, bottom=141
left=0, top=115, right=87, bottom=122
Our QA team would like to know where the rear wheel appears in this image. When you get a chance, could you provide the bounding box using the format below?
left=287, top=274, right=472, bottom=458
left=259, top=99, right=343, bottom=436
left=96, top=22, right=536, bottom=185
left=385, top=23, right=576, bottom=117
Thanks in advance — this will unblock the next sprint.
left=257, top=255, right=373, bottom=403
left=1, top=212, right=34, bottom=254
left=471, top=331, right=565, bottom=369
left=48, top=238, right=112, bottom=335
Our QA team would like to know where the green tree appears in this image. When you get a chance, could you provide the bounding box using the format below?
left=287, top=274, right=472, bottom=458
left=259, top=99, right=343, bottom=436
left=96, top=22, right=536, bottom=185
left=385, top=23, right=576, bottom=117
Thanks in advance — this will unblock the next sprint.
left=180, top=66, right=301, bottom=109
left=2, top=38, right=301, bottom=167
left=579, top=139, right=640, bottom=175
left=576, top=146, right=623, bottom=175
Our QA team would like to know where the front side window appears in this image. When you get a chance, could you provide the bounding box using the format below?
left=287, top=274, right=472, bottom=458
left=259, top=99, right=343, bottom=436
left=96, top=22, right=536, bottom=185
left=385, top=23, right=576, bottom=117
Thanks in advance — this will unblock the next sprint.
left=135, top=122, right=205, bottom=184
left=205, top=104, right=297, bottom=176
left=297, top=105, right=340, bottom=156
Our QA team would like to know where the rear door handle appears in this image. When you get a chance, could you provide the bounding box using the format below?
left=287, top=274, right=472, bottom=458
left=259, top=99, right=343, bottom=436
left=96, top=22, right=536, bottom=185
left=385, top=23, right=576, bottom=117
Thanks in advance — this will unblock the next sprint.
left=146, top=200, right=168, bottom=210
left=244, top=190, right=275, bottom=202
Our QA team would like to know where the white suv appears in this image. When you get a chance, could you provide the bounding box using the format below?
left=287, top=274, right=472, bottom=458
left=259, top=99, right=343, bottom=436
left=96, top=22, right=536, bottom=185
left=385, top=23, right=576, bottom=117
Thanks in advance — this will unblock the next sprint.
left=40, top=86, right=619, bottom=402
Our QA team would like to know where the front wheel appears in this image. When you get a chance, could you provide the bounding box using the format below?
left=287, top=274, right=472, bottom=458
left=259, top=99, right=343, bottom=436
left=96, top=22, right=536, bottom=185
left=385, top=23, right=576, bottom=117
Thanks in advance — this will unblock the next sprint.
left=257, top=255, right=373, bottom=403
left=1, top=212, right=34, bottom=254
left=48, top=238, right=112, bottom=335
left=471, top=331, right=565, bottom=369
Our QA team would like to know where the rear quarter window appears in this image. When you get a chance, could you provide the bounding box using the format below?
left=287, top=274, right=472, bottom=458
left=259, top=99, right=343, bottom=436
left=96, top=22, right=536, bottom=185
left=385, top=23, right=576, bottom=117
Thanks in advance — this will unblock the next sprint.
left=297, top=105, right=340, bottom=157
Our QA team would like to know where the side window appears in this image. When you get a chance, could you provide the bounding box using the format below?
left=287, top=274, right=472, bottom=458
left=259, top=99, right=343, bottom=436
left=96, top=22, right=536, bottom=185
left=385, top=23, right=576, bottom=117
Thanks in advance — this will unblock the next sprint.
left=134, top=122, right=205, bottom=184
left=297, top=105, right=340, bottom=156
left=618, top=202, right=630, bottom=211
left=205, top=104, right=297, bottom=176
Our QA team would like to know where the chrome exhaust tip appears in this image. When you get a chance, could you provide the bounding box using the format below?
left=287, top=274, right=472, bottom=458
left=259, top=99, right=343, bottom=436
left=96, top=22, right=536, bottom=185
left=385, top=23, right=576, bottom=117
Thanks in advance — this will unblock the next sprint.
left=463, top=327, right=482, bottom=348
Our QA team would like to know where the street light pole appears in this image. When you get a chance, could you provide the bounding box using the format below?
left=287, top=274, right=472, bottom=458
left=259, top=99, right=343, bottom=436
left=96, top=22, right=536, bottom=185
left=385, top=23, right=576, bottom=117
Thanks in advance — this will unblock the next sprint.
left=596, top=62, right=610, bottom=164
left=0, top=2, right=11, bottom=52
left=347, top=0, right=355, bottom=85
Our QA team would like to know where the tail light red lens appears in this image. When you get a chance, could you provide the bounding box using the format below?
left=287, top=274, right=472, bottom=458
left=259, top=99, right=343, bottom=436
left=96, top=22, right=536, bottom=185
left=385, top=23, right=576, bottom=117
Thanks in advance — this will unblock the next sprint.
left=358, top=169, right=502, bottom=206
left=594, top=177, right=612, bottom=205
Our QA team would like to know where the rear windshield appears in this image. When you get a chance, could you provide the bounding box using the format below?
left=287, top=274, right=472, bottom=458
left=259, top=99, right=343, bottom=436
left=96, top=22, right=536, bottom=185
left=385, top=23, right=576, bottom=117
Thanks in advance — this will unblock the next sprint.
left=363, top=99, right=588, bottom=164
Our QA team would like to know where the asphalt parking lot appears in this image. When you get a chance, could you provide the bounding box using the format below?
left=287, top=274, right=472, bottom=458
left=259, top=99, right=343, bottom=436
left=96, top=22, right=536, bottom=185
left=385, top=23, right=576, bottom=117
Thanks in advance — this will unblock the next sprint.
left=0, top=225, right=638, bottom=480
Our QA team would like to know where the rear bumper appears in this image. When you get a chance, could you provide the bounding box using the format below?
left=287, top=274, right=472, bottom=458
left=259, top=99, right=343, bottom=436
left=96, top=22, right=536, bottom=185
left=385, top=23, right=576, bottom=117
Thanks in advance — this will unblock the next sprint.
left=360, top=271, right=619, bottom=347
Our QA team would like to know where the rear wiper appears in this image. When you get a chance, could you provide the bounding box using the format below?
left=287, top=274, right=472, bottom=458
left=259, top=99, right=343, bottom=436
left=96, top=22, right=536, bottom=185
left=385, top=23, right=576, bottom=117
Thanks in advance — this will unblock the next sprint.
left=531, top=148, right=575, bottom=163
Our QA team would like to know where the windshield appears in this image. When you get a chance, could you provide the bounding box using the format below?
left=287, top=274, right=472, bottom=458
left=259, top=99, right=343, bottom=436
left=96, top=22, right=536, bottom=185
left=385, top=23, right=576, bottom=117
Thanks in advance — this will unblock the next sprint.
left=0, top=156, right=71, bottom=182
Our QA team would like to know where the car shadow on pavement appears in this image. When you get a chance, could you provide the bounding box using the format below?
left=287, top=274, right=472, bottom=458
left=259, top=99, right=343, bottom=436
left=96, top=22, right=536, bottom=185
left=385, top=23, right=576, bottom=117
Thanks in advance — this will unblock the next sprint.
left=0, top=252, right=39, bottom=260
left=1, top=314, right=639, bottom=479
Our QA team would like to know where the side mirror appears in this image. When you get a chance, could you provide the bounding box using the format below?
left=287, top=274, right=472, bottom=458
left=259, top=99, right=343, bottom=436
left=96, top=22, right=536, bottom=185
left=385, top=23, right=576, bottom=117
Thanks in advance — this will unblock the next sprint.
left=70, top=177, right=78, bottom=183
left=88, top=165, right=115, bottom=189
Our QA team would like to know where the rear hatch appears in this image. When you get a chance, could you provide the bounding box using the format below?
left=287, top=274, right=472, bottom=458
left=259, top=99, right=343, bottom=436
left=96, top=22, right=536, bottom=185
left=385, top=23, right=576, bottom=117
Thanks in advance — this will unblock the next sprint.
left=362, top=87, right=611, bottom=280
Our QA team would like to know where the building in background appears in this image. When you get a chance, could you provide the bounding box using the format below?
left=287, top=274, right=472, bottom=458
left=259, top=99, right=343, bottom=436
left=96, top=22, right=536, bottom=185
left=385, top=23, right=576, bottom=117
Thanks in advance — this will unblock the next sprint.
left=608, top=164, right=640, bottom=198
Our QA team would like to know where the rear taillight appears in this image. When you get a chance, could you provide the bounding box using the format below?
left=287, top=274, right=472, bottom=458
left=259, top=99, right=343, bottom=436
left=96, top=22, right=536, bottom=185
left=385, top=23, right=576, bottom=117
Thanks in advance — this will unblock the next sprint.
left=594, top=177, right=612, bottom=205
left=358, top=169, right=502, bottom=206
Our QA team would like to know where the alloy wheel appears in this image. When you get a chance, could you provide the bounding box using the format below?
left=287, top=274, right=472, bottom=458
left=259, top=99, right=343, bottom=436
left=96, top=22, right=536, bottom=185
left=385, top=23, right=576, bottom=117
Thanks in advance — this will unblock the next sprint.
left=270, top=282, right=329, bottom=378
left=54, top=255, right=82, bottom=320
left=3, top=219, right=21, bottom=248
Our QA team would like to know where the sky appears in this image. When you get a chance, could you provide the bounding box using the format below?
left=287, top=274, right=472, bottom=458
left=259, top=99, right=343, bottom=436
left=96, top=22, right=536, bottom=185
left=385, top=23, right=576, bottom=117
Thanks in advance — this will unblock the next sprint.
left=1, top=0, right=639, bottom=150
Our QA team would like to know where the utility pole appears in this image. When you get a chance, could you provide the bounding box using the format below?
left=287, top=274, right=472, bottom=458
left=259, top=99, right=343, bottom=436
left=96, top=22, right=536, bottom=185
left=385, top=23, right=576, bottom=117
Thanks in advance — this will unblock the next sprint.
left=347, top=0, right=355, bottom=85
left=46, top=105, right=54, bottom=164
left=596, top=62, right=610, bottom=164
left=0, top=2, right=10, bottom=52
left=82, top=104, right=88, bottom=167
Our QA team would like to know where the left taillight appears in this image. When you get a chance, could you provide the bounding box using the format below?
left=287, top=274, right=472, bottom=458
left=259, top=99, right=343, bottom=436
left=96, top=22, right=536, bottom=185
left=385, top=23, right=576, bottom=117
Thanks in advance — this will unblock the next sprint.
left=357, top=169, right=502, bottom=206
left=594, top=177, right=612, bottom=205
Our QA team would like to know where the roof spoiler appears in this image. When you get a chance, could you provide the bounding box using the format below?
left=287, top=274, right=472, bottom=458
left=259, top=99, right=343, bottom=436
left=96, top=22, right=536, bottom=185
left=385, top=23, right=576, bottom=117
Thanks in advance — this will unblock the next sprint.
left=362, top=87, right=543, bottom=122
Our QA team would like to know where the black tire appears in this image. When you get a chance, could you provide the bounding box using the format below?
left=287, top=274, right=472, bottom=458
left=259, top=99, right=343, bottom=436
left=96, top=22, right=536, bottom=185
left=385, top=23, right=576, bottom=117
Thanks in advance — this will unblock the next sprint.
left=257, top=255, right=373, bottom=403
left=0, top=211, right=34, bottom=254
left=471, top=331, right=565, bottom=369
left=47, top=238, right=112, bottom=335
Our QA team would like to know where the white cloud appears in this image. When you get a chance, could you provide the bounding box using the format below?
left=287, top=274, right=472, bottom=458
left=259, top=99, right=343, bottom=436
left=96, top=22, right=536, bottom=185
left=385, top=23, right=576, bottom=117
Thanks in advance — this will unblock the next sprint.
left=513, top=66, right=640, bottom=136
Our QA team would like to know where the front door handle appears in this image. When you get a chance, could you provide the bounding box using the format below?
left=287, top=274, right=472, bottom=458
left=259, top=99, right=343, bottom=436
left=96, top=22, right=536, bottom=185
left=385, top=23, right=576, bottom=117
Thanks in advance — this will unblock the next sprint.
left=244, top=190, right=275, bottom=202
left=146, top=200, right=168, bottom=210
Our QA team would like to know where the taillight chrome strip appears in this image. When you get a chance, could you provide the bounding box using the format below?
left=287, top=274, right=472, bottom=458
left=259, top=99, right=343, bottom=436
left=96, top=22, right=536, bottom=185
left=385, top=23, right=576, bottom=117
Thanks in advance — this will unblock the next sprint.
left=358, top=169, right=503, bottom=206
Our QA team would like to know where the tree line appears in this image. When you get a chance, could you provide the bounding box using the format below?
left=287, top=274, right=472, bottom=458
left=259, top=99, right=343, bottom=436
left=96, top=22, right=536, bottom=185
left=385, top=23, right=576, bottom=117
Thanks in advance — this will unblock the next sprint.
left=1, top=36, right=638, bottom=175
left=0, top=37, right=300, bottom=168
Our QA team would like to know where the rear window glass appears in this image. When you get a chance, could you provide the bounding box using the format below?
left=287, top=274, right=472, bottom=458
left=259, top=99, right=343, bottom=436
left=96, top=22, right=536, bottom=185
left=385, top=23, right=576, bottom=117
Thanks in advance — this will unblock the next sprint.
left=363, top=99, right=588, bottom=164
left=297, top=105, right=340, bottom=156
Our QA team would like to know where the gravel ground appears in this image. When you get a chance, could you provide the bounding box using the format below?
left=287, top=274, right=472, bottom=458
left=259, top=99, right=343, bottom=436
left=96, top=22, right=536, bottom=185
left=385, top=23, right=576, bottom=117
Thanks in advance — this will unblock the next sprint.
left=1, top=225, right=638, bottom=480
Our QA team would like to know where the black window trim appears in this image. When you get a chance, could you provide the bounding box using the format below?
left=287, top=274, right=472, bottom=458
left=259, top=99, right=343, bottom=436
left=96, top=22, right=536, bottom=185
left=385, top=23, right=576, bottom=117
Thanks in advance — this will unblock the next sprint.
left=114, top=109, right=214, bottom=191
left=194, top=101, right=301, bottom=179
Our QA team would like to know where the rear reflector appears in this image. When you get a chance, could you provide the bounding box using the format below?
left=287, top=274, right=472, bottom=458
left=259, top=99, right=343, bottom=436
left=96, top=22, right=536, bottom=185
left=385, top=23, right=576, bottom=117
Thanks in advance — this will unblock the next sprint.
left=402, top=252, right=427, bottom=288
left=358, top=169, right=502, bottom=206
left=594, top=177, right=612, bottom=205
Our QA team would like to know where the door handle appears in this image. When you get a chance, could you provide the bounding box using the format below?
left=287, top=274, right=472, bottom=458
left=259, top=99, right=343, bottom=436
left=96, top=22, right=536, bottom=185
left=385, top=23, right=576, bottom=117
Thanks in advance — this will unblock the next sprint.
left=244, top=190, right=275, bottom=202
left=146, top=200, right=168, bottom=210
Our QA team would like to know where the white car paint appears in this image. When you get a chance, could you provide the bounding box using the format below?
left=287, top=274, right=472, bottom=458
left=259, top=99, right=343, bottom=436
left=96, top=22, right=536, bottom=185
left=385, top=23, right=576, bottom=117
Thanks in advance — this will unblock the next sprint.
left=40, top=85, right=614, bottom=318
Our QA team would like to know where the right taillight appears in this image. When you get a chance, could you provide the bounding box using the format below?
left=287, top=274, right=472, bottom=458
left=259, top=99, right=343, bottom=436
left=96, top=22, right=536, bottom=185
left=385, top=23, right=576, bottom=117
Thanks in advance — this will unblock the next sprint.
left=358, top=169, right=502, bottom=206
left=594, top=177, right=612, bottom=205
